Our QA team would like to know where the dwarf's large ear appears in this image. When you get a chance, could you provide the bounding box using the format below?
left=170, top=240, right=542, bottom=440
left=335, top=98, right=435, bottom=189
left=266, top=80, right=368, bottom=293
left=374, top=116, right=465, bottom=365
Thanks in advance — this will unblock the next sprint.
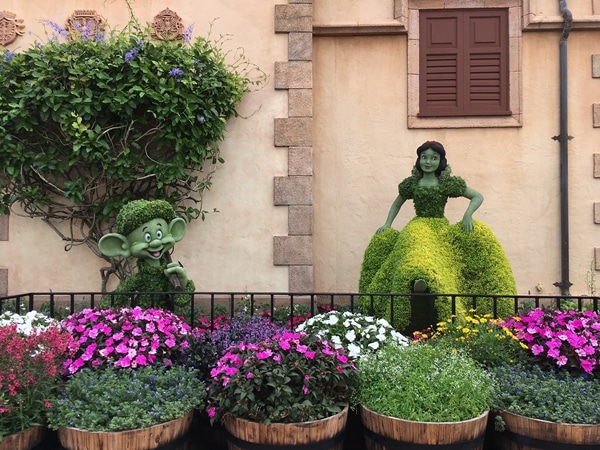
left=169, top=217, right=187, bottom=242
left=98, top=233, right=132, bottom=257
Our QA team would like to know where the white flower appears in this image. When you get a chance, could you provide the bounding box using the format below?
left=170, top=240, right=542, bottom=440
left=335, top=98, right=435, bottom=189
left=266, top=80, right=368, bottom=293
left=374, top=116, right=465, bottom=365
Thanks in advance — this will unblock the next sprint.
left=0, top=310, right=55, bottom=335
left=345, top=329, right=356, bottom=342
left=331, top=335, right=342, bottom=345
left=367, top=341, right=380, bottom=350
left=325, top=314, right=339, bottom=326
left=347, top=343, right=362, bottom=358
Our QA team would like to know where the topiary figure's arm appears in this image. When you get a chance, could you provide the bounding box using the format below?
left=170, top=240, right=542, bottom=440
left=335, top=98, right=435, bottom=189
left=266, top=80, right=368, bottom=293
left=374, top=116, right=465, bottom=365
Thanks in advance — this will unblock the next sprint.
left=376, top=194, right=407, bottom=234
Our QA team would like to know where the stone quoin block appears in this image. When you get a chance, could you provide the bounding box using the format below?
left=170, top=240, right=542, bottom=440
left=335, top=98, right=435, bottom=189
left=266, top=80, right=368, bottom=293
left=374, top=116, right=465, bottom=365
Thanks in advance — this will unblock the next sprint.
left=273, top=235, right=313, bottom=265
left=288, top=205, right=313, bottom=235
left=274, top=176, right=312, bottom=205
left=288, top=32, right=312, bottom=61
left=274, top=4, right=312, bottom=33
left=288, top=147, right=313, bottom=176
left=289, top=265, right=313, bottom=292
left=289, top=89, right=313, bottom=117
left=274, top=61, right=313, bottom=90
left=274, top=117, right=312, bottom=147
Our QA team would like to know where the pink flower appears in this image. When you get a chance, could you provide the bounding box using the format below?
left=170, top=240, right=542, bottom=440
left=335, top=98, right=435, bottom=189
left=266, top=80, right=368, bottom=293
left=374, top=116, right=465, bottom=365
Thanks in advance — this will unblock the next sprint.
left=531, top=344, right=544, bottom=355
left=257, top=349, right=273, bottom=360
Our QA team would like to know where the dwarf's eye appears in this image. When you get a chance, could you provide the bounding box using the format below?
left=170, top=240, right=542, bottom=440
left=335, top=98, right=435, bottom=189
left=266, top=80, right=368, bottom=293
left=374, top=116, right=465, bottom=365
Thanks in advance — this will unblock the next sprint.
left=144, top=233, right=152, bottom=242
left=156, top=230, right=163, bottom=240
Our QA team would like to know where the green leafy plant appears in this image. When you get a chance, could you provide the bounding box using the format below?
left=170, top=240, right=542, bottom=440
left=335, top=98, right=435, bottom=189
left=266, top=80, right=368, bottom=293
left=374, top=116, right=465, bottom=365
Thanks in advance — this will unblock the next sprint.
left=206, top=332, right=357, bottom=424
left=296, top=310, right=410, bottom=360
left=489, top=361, right=600, bottom=427
left=414, top=311, right=528, bottom=368
left=47, top=365, right=205, bottom=431
left=356, top=343, right=493, bottom=422
left=0, top=9, right=264, bottom=288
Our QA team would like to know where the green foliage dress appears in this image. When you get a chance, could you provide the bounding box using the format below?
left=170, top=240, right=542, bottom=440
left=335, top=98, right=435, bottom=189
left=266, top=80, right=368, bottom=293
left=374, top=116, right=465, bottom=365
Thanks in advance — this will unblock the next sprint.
left=359, top=174, right=516, bottom=332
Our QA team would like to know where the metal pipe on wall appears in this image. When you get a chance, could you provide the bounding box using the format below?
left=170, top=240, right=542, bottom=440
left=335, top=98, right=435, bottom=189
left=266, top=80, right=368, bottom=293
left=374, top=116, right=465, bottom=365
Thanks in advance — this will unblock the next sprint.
left=552, top=0, right=573, bottom=296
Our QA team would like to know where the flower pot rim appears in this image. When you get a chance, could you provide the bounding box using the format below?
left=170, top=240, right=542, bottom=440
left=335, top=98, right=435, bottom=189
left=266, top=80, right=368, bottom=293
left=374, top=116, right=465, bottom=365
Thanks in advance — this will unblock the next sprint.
left=58, top=409, right=193, bottom=434
left=500, top=409, right=600, bottom=427
left=360, top=404, right=489, bottom=424
left=224, top=404, right=349, bottom=426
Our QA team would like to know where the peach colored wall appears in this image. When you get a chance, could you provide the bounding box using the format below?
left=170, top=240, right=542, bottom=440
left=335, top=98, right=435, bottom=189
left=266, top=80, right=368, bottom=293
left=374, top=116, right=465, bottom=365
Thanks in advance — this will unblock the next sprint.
left=312, top=0, right=600, bottom=296
left=0, top=0, right=289, bottom=294
left=2, top=1, right=600, bottom=297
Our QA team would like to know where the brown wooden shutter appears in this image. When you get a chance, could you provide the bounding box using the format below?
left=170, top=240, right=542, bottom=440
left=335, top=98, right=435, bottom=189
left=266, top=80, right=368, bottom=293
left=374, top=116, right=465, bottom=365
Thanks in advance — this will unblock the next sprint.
left=419, top=9, right=510, bottom=117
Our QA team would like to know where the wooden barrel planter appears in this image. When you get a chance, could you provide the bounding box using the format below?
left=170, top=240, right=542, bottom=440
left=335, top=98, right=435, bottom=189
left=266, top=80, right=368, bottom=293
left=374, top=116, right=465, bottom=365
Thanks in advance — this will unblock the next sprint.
left=0, top=425, right=45, bottom=450
left=223, top=405, right=348, bottom=450
left=360, top=405, right=488, bottom=450
left=497, top=410, right=600, bottom=449
left=57, top=410, right=193, bottom=450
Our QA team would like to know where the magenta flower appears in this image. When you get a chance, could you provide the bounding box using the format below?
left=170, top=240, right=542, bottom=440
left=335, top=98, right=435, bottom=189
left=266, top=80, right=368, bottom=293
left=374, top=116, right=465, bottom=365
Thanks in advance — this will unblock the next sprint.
left=501, top=308, right=600, bottom=374
left=60, top=307, right=190, bottom=375
left=206, top=331, right=356, bottom=424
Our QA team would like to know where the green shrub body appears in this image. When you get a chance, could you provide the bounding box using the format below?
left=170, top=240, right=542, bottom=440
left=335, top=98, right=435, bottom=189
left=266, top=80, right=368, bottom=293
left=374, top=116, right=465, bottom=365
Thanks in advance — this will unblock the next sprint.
left=359, top=218, right=515, bottom=331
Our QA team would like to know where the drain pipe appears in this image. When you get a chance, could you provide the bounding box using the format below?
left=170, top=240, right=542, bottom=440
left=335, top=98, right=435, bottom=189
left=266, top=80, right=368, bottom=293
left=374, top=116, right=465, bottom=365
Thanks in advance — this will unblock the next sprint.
left=552, top=0, right=573, bottom=296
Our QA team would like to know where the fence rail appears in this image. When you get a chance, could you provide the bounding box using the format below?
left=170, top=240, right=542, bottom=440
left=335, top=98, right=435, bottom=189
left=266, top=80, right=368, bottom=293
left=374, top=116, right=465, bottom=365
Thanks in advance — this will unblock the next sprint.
left=2, top=291, right=600, bottom=330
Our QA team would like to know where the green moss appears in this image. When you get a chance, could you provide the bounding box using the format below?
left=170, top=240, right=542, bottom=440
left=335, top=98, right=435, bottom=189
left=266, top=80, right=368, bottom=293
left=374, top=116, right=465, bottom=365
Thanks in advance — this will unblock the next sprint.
left=359, top=219, right=516, bottom=331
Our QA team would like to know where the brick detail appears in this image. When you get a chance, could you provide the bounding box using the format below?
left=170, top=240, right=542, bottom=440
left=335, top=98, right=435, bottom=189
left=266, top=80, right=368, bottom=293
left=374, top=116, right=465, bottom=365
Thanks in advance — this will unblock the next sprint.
left=274, top=4, right=312, bottom=33
left=0, top=215, right=8, bottom=241
left=596, top=248, right=600, bottom=271
left=289, top=147, right=313, bottom=176
left=594, top=104, right=600, bottom=128
left=274, top=176, right=312, bottom=205
left=273, top=235, right=312, bottom=265
left=288, top=32, right=312, bottom=61
left=289, top=89, right=312, bottom=117
left=273, top=0, right=314, bottom=290
left=0, top=268, right=7, bottom=296
left=274, top=117, right=312, bottom=147
left=289, top=265, right=313, bottom=292
left=595, top=203, right=600, bottom=224
left=289, top=205, right=313, bottom=235
left=595, top=154, right=600, bottom=178
left=274, top=61, right=312, bottom=89
left=594, top=55, right=600, bottom=78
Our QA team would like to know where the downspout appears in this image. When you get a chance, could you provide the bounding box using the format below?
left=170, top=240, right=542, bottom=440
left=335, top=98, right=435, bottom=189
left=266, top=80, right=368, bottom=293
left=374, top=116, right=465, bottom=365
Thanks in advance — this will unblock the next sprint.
left=552, top=0, right=573, bottom=296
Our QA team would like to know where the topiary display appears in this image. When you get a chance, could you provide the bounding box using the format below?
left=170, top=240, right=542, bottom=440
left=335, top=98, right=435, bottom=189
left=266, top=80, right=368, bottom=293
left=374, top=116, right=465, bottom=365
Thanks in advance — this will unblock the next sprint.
left=359, top=141, right=515, bottom=332
left=98, top=199, right=195, bottom=309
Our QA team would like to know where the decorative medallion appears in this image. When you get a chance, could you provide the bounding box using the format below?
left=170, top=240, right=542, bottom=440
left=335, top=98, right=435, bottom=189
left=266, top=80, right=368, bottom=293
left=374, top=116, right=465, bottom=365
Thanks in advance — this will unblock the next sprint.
left=65, top=10, right=105, bottom=40
left=0, top=11, right=25, bottom=46
left=151, top=8, right=184, bottom=41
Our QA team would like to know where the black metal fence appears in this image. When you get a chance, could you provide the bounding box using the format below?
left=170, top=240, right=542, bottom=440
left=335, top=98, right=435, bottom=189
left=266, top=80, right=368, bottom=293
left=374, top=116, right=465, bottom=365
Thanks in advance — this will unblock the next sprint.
left=2, top=291, right=599, bottom=330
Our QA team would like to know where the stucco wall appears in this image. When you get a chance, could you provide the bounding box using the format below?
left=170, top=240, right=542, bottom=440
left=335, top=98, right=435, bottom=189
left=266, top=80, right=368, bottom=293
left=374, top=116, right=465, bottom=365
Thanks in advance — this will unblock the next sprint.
left=0, top=0, right=290, bottom=294
left=2, top=0, right=600, bottom=297
left=312, top=0, right=600, bottom=296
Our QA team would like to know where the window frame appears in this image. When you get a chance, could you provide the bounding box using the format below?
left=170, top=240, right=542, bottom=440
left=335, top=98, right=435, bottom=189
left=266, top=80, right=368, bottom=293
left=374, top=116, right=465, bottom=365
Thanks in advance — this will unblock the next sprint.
left=407, top=1, right=522, bottom=129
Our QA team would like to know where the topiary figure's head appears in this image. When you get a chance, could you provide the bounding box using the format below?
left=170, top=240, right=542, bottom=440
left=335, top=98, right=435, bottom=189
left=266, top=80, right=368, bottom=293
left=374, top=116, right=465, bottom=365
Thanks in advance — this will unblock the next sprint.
left=98, top=199, right=187, bottom=265
left=115, top=199, right=176, bottom=236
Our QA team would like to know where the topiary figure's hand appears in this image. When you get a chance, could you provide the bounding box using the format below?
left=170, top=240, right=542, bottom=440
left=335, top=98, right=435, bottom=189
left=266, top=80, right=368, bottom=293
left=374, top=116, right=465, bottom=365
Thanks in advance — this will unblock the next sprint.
left=165, top=261, right=188, bottom=289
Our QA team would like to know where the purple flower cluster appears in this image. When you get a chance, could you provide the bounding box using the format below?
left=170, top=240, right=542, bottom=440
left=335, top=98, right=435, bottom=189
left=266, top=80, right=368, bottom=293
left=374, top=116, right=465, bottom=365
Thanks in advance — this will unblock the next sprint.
left=186, top=314, right=287, bottom=381
left=61, top=307, right=191, bottom=375
left=501, top=308, right=600, bottom=373
left=168, top=67, right=184, bottom=80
